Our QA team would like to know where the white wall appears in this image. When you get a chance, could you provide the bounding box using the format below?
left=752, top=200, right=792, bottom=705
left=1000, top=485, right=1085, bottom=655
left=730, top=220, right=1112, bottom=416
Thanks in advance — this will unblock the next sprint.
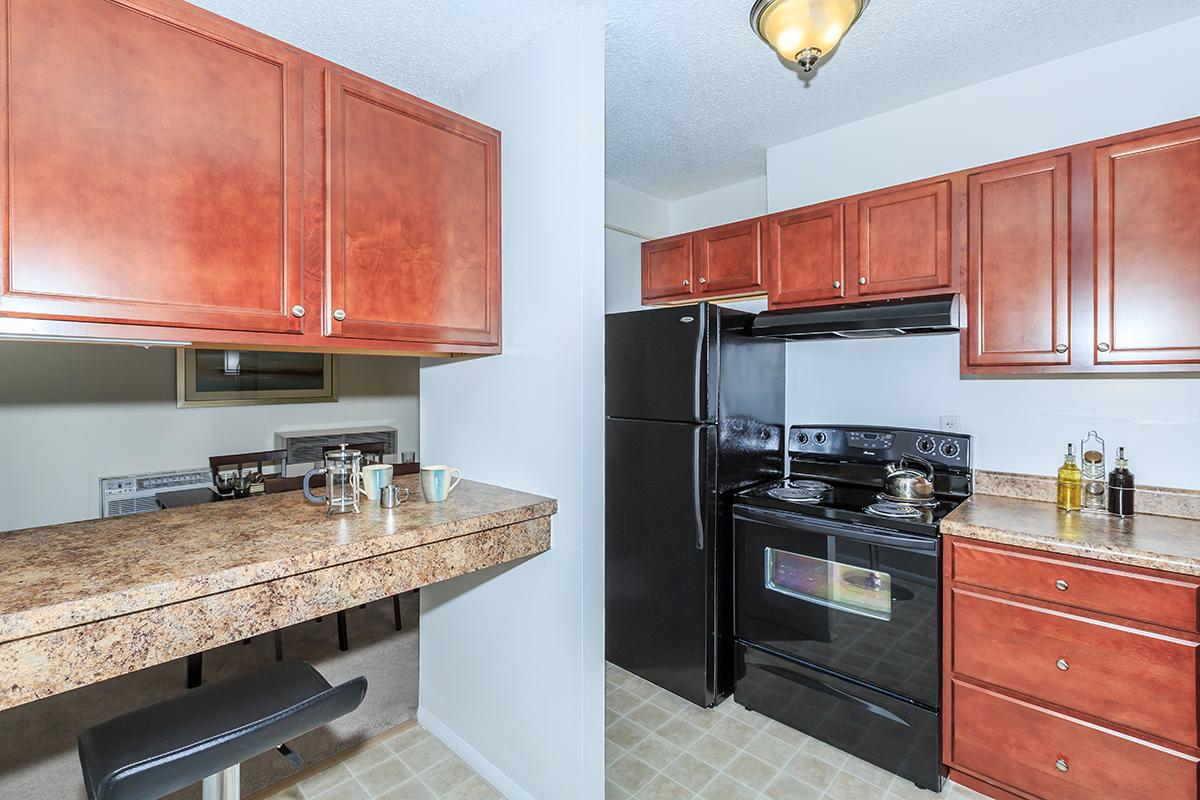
left=417, top=9, right=605, bottom=800
left=770, top=16, right=1200, bottom=489
left=605, top=228, right=645, bottom=314
left=669, top=175, right=766, bottom=234
left=605, top=179, right=669, bottom=239
left=0, top=343, right=419, bottom=532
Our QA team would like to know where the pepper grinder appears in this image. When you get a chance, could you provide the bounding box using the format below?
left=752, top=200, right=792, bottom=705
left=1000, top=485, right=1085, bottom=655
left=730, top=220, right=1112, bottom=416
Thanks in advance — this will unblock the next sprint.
left=1107, top=447, right=1135, bottom=518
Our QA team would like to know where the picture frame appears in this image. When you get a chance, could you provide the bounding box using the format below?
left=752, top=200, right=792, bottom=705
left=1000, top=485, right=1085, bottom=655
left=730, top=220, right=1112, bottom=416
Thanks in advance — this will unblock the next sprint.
left=176, top=349, right=338, bottom=408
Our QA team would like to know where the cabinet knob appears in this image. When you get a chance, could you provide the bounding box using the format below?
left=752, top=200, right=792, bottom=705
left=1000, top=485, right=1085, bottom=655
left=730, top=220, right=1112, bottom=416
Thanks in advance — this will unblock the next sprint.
left=698, top=277, right=707, bottom=285
left=1055, top=758, right=1069, bottom=773
left=1054, top=344, right=1068, bottom=354
left=1056, top=658, right=1070, bottom=671
left=833, top=280, right=841, bottom=289
left=1097, top=342, right=1111, bottom=353
left=333, top=309, right=347, bottom=322
left=858, top=277, right=867, bottom=285
left=291, top=305, right=306, bottom=318
left=1055, top=579, right=1069, bottom=591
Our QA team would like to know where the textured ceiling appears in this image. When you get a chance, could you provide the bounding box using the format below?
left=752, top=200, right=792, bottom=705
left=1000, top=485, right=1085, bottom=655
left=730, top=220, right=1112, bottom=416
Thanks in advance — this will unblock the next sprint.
left=601, top=0, right=1200, bottom=199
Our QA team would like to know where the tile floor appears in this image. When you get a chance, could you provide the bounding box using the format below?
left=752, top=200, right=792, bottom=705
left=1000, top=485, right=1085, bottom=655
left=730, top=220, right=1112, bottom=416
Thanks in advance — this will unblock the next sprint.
left=263, top=724, right=499, bottom=800
left=605, top=663, right=987, bottom=800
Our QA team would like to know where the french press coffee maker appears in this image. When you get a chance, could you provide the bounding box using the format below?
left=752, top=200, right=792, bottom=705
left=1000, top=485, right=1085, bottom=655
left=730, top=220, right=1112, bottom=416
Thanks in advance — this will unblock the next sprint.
left=303, top=444, right=363, bottom=514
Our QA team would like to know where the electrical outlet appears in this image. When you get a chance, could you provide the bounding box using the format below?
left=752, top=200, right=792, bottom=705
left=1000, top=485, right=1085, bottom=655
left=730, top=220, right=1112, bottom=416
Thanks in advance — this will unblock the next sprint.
left=940, top=415, right=961, bottom=433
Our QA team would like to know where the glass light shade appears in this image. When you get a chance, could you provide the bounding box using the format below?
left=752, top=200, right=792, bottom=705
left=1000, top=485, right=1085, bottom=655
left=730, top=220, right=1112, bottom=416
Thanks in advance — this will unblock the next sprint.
left=752, top=0, right=865, bottom=70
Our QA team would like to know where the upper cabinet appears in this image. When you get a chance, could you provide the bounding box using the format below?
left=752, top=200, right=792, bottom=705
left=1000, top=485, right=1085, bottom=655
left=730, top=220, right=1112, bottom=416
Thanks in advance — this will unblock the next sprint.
left=1093, top=124, right=1200, bottom=368
left=856, top=179, right=952, bottom=296
left=765, top=203, right=847, bottom=306
left=324, top=69, right=500, bottom=348
left=695, top=219, right=764, bottom=296
left=0, top=0, right=305, bottom=335
left=642, top=234, right=696, bottom=303
left=0, top=0, right=501, bottom=355
left=964, top=155, right=1072, bottom=370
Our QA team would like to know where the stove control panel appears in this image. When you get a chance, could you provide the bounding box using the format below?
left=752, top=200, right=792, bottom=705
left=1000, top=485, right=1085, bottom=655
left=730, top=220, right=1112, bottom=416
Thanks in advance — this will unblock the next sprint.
left=790, top=425, right=971, bottom=470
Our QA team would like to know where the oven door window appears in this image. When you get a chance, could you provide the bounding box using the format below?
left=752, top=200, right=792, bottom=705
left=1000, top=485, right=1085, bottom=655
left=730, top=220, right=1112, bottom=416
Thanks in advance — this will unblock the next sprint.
left=765, top=547, right=892, bottom=621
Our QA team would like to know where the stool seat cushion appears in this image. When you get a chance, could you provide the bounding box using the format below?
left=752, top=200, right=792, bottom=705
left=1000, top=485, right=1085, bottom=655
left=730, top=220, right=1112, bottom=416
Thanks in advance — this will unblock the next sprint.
left=78, top=661, right=366, bottom=800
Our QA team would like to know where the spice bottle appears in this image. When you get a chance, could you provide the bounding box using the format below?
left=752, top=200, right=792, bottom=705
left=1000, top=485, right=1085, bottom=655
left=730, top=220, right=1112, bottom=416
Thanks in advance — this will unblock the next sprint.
left=1107, top=447, right=1135, bottom=518
left=1056, top=444, right=1083, bottom=512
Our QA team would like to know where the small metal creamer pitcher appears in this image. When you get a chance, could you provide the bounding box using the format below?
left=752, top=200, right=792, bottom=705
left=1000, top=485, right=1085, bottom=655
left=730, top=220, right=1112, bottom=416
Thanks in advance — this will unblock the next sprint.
left=303, top=444, right=362, bottom=514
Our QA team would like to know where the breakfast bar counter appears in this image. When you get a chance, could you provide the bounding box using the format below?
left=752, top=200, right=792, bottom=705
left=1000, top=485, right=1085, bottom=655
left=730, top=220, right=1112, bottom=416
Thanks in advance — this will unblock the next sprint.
left=0, top=475, right=556, bottom=711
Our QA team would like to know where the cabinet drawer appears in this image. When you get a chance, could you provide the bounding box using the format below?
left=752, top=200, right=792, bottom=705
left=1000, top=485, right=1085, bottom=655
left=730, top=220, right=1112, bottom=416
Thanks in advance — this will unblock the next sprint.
left=953, top=589, right=1200, bottom=747
left=951, top=539, right=1200, bottom=631
left=951, top=680, right=1199, bottom=800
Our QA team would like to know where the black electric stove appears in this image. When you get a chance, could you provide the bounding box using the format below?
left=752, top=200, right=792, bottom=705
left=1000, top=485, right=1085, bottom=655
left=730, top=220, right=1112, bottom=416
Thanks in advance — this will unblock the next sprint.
left=732, top=425, right=972, bottom=793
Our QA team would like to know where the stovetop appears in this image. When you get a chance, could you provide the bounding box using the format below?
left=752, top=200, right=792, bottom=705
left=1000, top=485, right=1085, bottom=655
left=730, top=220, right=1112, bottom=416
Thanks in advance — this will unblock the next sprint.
left=733, top=424, right=973, bottom=537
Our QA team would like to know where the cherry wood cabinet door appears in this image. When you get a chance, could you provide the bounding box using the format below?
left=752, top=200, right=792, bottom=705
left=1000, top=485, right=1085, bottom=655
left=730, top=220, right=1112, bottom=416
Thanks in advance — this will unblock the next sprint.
left=966, top=156, right=1071, bottom=367
left=856, top=179, right=952, bottom=296
left=696, top=219, right=763, bottom=296
left=1094, top=125, right=1200, bottom=366
left=642, top=234, right=695, bottom=303
left=325, top=69, right=501, bottom=347
left=766, top=203, right=847, bottom=307
left=0, top=0, right=305, bottom=334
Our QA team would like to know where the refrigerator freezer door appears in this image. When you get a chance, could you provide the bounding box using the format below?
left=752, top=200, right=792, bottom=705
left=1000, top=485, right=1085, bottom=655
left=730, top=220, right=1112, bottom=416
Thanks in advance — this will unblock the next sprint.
left=606, top=417, right=717, bottom=706
left=605, top=305, right=712, bottom=424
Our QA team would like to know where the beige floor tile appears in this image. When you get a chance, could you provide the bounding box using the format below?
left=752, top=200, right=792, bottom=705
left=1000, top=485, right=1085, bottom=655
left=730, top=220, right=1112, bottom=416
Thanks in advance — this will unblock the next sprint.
left=948, top=783, right=994, bottom=800
left=607, top=780, right=632, bottom=800
left=646, top=689, right=693, bottom=716
left=608, top=687, right=644, bottom=716
left=386, top=727, right=431, bottom=756
left=655, top=717, right=706, bottom=750
left=742, top=731, right=797, bottom=766
left=313, top=779, right=372, bottom=800
left=420, top=755, right=477, bottom=795
left=607, top=664, right=634, bottom=686
left=801, top=737, right=850, bottom=769
left=672, top=704, right=720, bottom=732
left=697, top=775, right=758, bottom=800
left=722, top=752, right=778, bottom=793
left=375, top=778, right=437, bottom=800
left=762, top=772, right=823, bottom=800
left=299, top=763, right=354, bottom=797
left=627, top=701, right=674, bottom=731
left=843, top=755, right=897, bottom=790
left=624, top=675, right=664, bottom=700
left=609, top=753, right=659, bottom=795
left=343, top=745, right=396, bottom=776
left=688, top=733, right=739, bottom=771
left=607, top=718, right=653, bottom=750
left=781, top=750, right=839, bottom=791
left=887, top=779, right=943, bottom=800
left=634, top=773, right=696, bottom=800
left=397, top=737, right=452, bottom=774
left=661, top=753, right=718, bottom=795
left=606, top=739, right=628, bottom=767
left=267, top=787, right=305, bottom=800
left=760, top=718, right=810, bottom=749
left=823, top=771, right=883, bottom=800
left=706, top=716, right=756, bottom=749
left=631, top=734, right=685, bottom=771
left=356, top=758, right=415, bottom=796
left=444, top=775, right=502, bottom=800
left=606, top=707, right=621, bottom=726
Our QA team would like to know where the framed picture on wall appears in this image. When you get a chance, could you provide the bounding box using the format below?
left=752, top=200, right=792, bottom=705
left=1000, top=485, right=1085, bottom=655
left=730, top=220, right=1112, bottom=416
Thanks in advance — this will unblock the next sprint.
left=176, top=349, right=338, bottom=408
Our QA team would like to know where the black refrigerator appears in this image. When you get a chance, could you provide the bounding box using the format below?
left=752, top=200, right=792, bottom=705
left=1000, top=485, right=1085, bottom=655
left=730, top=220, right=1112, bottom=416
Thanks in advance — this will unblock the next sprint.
left=605, top=303, right=785, bottom=707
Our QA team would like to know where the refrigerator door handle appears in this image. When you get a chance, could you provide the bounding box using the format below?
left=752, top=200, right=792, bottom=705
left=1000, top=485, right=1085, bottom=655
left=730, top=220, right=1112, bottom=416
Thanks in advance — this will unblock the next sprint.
left=693, top=430, right=704, bottom=550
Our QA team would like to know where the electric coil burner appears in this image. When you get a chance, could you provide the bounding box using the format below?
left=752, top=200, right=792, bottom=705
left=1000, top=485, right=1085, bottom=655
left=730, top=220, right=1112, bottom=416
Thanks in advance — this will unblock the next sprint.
left=732, top=425, right=973, bottom=793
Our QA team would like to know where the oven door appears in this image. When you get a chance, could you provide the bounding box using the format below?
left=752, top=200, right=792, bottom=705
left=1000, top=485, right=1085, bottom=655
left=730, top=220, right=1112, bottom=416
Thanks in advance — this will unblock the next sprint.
left=734, top=504, right=940, bottom=708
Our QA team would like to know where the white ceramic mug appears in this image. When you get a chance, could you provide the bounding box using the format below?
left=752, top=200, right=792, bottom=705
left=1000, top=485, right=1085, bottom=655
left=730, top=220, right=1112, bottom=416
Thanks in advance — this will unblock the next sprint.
left=421, top=465, right=461, bottom=502
left=360, top=463, right=394, bottom=501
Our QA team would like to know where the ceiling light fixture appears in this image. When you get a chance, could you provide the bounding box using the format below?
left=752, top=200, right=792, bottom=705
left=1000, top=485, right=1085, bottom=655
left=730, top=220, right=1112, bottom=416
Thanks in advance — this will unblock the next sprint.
left=750, top=0, right=869, bottom=73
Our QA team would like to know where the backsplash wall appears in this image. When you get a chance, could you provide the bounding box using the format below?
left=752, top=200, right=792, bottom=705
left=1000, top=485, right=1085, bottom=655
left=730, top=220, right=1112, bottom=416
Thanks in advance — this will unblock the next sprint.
left=0, top=343, right=420, bottom=531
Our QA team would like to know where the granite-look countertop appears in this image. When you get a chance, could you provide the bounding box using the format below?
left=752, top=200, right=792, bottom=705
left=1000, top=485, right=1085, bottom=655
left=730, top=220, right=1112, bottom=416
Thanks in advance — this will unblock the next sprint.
left=0, top=475, right=556, bottom=644
left=942, top=493, right=1200, bottom=576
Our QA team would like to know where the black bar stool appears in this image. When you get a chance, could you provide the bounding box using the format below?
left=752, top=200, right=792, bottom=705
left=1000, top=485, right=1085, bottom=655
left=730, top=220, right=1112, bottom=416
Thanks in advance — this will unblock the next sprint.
left=78, top=661, right=366, bottom=800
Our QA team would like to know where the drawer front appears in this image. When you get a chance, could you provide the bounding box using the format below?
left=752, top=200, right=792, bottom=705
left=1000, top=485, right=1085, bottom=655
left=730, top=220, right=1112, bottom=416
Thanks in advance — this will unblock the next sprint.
left=952, top=680, right=1199, bottom=800
left=951, top=539, right=1200, bottom=631
left=952, top=589, right=1199, bottom=747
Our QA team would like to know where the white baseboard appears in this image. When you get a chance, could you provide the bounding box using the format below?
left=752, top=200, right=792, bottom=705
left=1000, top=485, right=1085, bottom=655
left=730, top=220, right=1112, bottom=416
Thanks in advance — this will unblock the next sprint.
left=417, top=706, right=536, bottom=800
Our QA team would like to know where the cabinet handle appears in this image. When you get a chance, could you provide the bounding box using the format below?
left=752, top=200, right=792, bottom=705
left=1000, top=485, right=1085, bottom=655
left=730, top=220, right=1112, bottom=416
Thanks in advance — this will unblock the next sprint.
left=1097, top=342, right=1111, bottom=352
left=333, top=309, right=347, bottom=322
left=1056, top=658, right=1070, bottom=671
left=1054, top=344, right=1068, bottom=354
left=683, top=280, right=690, bottom=287
left=1055, top=579, right=1069, bottom=591
left=291, top=305, right=306, bottom=318
left=858, top=277, right=867, bottom=285
left=699, top=277, right=707, bottom=284
left=1055, top=758, right=1069, bottom=773
left=833, top=281, right=841, bottom=289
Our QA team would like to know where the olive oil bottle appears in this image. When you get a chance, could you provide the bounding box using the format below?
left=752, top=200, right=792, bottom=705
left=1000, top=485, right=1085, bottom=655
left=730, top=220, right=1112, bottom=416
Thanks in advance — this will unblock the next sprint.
left=1056, top=443, right=1083, bottom=512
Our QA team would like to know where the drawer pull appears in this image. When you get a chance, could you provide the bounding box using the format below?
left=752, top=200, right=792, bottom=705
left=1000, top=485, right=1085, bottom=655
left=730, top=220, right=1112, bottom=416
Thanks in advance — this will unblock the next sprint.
left=1056, top=658, right=1070, bottom=671
left=1055, top=579, right=1069, bottom=591
left=1056, top=758, right=1070, bottom=773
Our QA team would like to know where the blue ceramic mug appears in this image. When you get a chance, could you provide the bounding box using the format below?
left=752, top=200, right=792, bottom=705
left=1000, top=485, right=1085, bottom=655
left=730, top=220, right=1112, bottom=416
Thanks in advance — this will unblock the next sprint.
left=421, top=465, right=461, bottom=502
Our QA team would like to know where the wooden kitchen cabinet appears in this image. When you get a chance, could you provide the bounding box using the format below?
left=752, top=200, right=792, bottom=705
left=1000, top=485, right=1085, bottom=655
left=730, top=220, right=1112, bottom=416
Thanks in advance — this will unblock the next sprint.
left=964, top=155, right=1072, bottom=369
left=0, top=0, right=305, bottom=335
left=324, top=69, right=500, bottom=347
left=695, top=219, right=764, bottom=297
left=641, top=234, right=696, bottom=303
left=944, top=536, right=1200, bottom=800
left=765, top=202, right=848, bottom=306
left=1093, top=123, right=1200, bottom=367
left=855, top=179, right=953, bottom=297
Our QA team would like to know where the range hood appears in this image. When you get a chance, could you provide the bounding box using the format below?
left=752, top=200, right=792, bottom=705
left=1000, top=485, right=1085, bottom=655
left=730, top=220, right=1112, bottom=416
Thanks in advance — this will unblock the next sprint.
left=751, top=294, right=961, bottom=341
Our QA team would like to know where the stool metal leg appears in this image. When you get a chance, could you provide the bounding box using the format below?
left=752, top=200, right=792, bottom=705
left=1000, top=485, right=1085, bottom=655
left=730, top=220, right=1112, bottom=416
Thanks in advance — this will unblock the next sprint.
left=201, top=764, right=240, bottom=799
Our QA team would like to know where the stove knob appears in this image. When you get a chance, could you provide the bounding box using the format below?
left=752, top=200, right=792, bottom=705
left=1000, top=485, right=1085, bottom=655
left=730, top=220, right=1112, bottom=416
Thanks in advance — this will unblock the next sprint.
left=813, top=432, right=828, bottom=445
left=940, top=441, right=961, bottom=459
left=796, top=432, right=810, bottom=445
left=916, top=436, right=936, bottom=454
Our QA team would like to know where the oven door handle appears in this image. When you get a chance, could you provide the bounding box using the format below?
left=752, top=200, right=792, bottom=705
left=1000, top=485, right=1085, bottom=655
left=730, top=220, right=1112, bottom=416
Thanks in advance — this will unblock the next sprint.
left=733, top=506, right=937, bottom=553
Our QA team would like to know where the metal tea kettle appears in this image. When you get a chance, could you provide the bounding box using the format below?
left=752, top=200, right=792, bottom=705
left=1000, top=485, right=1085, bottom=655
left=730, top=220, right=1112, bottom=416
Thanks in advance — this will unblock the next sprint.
left=883, top=455, right=935, bottom=502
